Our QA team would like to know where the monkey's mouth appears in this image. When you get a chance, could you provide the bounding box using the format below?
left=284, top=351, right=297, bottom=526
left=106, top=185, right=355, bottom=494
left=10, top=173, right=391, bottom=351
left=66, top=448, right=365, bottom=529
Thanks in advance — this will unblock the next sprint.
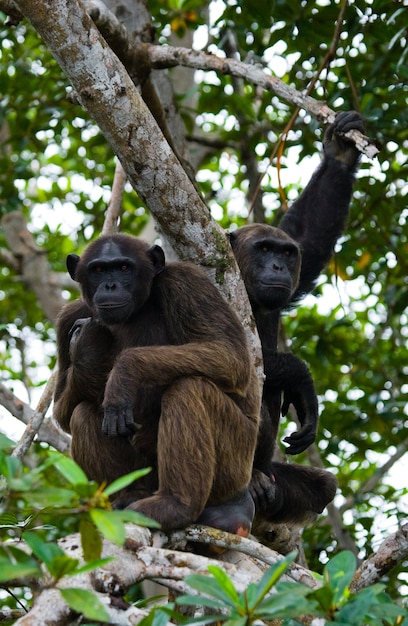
left=260, top=281, right=291, bottom=290
left=97, top=302, right=129, bottom=309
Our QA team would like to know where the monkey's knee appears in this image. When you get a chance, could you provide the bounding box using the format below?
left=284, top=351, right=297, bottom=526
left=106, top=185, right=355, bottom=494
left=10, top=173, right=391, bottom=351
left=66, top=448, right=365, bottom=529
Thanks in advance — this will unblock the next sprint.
left=197, top=489, right=255, bottom=538
left=259, top=464, right=337, bottom=525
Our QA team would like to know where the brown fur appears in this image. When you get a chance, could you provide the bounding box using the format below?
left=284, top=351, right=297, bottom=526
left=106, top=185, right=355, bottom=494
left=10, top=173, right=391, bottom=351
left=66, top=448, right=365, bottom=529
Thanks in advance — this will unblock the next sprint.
left=54, top=234, right=260, bottom=531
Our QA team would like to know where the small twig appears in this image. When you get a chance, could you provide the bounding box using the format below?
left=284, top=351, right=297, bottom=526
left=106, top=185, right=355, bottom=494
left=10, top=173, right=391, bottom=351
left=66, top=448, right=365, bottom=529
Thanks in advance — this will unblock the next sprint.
left=11, top=371, right=58, bottom=459
left=102, top=160, right=127, bottom=236
left=0, top=382, right=70, bottom=452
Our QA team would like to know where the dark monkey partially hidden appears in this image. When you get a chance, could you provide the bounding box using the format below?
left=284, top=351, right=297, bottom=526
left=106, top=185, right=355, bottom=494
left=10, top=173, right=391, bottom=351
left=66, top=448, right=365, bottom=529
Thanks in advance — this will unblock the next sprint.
left=54, top=234, right=260, bottom=535
left=231, top=111, right=365, bottom=528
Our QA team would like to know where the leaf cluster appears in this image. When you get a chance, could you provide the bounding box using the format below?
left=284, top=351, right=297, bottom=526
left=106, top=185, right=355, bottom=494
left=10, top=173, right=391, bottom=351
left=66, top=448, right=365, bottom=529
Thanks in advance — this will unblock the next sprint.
left=0, top=434, right=157, bottom=620
left=143, top=552, right=408, bottom=626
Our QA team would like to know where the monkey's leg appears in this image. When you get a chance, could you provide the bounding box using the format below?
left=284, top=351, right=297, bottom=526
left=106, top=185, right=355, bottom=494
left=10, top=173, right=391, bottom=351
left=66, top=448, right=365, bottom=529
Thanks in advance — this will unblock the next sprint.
left=128, top=377, right=257, bottom=533
left=69, top=401, right=143, bottom=488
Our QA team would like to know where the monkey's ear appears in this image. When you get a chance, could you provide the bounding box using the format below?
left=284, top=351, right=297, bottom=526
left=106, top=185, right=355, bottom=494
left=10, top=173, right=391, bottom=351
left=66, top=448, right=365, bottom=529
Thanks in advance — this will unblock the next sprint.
left=229, top=231, right=237, bottom=248
left=148, top=245, right=165, bottom=276
left=66, top=254, right=80, bottom=281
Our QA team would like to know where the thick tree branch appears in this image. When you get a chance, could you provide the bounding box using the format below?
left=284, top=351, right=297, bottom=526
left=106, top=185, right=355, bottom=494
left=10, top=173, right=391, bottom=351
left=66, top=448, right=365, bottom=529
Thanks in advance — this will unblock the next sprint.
left=12, top=0, right=222, bottom=267
left=1, top=0, right=379, bottom=163
left=11, top=521, right=408, bottom=624
left=351, top=522, right=408, bottom=592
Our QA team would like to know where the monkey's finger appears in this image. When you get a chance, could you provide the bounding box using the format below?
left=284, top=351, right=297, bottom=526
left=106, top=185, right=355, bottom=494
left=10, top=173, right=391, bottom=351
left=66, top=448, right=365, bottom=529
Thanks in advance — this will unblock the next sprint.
left=283, top=425, right=315, bottom=454
left=102, top=407, right=120, bottom=437
left=118, top=407, right=137, bottom=436
left=284, top=423, right=314, bottom=441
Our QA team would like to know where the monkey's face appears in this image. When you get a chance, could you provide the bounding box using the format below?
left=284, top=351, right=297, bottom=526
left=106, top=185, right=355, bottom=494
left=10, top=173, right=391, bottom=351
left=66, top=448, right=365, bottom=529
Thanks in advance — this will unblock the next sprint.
left=66, top=237, right=165, bottom=327
left=250, top=238, right=300, bottom=310
left=230, top=225, right=301, bottom=312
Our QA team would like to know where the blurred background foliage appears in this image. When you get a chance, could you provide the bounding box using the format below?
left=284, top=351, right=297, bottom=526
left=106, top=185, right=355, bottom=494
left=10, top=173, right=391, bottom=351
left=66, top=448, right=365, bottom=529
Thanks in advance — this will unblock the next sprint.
left=0, top=0, right=407, bottom=604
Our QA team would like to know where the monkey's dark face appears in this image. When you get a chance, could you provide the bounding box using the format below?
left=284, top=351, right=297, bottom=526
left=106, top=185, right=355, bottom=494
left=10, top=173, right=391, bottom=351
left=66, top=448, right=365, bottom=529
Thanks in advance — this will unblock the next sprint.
left=67, top=236, right=165, bottom=326
left=249, top=238, right=300, bottom=310
left=230, top=225, right=301, bottom=312
left=86, top=242, right=148, bottom=325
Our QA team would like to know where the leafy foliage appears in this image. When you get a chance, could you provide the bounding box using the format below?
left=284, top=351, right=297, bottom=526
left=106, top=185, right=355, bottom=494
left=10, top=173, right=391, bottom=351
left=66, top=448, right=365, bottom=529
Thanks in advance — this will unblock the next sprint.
left=143, top=552, right=408, bottom=626
left=0, top=433, right=157, bottom=618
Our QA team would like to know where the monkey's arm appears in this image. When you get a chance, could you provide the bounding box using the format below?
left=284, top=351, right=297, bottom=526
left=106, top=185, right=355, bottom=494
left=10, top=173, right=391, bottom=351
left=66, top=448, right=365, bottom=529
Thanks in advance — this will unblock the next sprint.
left=102, top=265, right=257, bottom=438
left=279, top=111, right=365, bottom=300
left=263, top=350, right=318, bottom=454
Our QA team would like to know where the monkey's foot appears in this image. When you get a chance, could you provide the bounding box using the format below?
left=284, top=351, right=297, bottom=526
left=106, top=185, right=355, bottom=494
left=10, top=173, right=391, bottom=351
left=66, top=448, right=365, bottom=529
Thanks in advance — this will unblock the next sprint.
left=127, top=494, right=195, bottom=529
left=197, top=489, right=255, bottom=538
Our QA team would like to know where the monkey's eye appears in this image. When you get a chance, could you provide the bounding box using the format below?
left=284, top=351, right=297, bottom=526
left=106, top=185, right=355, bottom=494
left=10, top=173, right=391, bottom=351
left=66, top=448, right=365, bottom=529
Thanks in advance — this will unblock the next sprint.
left=261, top=245, right=270, bottom=253
left=93, top=265, right=103, bottom=273
left=120, top=264, right=129, bottom=271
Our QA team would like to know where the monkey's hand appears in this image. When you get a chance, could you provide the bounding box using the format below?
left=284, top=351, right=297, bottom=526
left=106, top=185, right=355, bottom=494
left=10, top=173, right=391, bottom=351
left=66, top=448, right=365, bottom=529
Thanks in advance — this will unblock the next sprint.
left=280, top=356, right=319, bottom=454
left=102, top=402, right=137, bottom=438
left=323, top=110, right=365, bottom=169
left=249, top=469, right=277, bottom=513
left=282, top=419, right=316, bottom=455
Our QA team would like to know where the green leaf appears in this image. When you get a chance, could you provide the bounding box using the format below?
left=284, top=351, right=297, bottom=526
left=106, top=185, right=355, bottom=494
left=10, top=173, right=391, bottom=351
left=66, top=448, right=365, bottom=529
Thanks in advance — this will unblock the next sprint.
left=311, top=585, right=335, bottom=613
left=47, top=555, right=80, bottom=580
left=54, top=455, right=89, bottom=486
left=0, top=434, right=14, bottom=450
left=90, top=509, right=125, bottom=545
left=245, top=553, right=297, bottom=608
left=23, top=531, right=65, bottom=567
left=207, top=565, right=240, bottom=604
left=138, top=604, right=180, bottom=626
left=74, top=557, right=114, bottom=575
left=0, top=512, right=19, bottom=527
left=23, top=487, right=78, bottom=507
left=183, top=572, right=237, bottom=607
left=0, top=557, right=42, bottom=582
left=176, top=594, right=226, bottom=610
left=112, top=508, right=160, bottom=528
left=60, top=588, right=110, bottom=622
left=324, top=550, right=356, bottom=604
left=80, top=516, right=103, bottom=562
left=103, top=467, right=152, bottom=496
left=257, top=582, right=313, bottom=619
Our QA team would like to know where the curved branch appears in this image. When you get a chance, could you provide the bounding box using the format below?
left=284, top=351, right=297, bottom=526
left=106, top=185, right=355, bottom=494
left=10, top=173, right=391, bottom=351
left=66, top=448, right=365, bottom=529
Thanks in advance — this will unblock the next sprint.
left=146, top=44, right=379, bottom=159
left=351, top=522, right=408, bottom=592
left=102, top=159, right=127, bottom=235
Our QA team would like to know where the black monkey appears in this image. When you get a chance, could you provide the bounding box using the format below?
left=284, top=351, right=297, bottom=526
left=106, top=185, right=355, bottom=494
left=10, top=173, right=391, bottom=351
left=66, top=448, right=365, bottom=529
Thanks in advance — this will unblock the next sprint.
left=54, top=234, right=260, bottom=535
left=230, top=111, right=365, bottom=525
